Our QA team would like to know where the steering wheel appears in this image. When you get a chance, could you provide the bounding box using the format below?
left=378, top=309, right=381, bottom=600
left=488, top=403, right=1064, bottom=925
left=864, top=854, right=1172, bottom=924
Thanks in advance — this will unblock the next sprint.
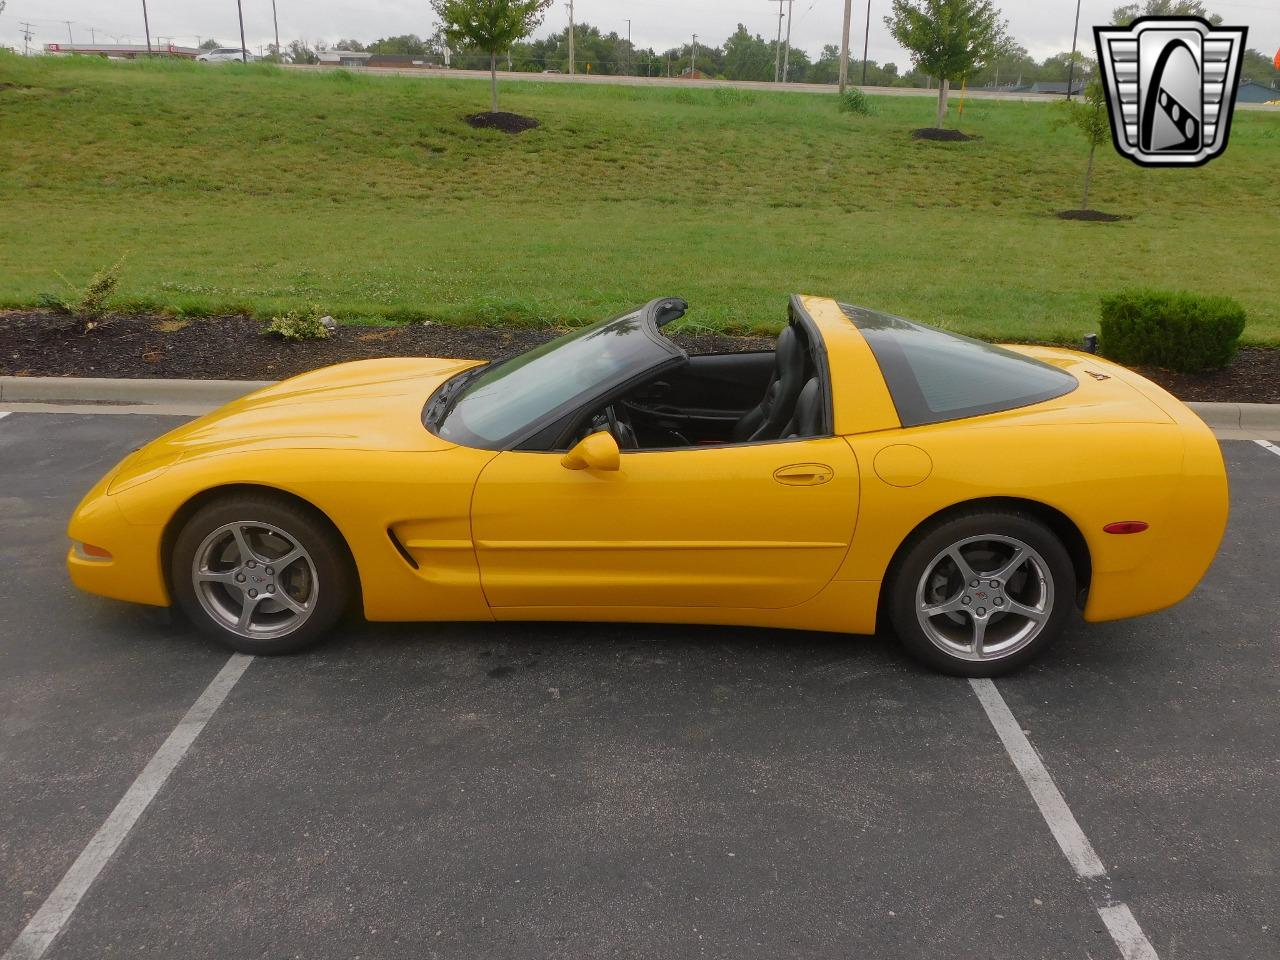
left=604, top=404, right=638, bottom=450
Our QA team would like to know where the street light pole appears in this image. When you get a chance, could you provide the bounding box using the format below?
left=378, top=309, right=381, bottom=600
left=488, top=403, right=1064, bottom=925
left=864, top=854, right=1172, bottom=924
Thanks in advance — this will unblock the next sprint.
left=772, top=0, right=784, bottom=83
left=566, top=0, right=575, bottom=75
left=782, top=0, right=794, bottom=83
left=838, top=0, right=852, bottom=93
left=1066, top=0, right=1082, bottom=99
left=271, top=0, right=279, bottom=59
left=235, top=0, right=247, bottom=62
left=861, top=0, right=872, bottom=86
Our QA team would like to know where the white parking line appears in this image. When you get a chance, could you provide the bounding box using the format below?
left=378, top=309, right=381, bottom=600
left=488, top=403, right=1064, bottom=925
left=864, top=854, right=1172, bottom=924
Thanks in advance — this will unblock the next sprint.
left=970, top=678, right=1159, bottom=960
left=1254, top=439, right=1280, bottom=458
left=2, top=654, right=253, bottom=960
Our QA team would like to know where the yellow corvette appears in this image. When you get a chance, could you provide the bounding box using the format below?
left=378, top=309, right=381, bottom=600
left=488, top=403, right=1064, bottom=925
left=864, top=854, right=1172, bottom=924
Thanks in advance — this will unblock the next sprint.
left=68, top=295, right=1228, bottom=676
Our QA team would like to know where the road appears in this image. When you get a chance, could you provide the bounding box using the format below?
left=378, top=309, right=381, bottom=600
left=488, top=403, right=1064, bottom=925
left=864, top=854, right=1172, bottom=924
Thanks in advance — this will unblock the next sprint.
left=1, top=409, right=1277, bottom=959
left=282, top=63, right=1280, bottom=111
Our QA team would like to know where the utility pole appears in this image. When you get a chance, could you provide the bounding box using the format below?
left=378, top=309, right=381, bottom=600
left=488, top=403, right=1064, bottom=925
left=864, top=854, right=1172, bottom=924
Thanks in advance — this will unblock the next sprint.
left=63, top=21, right=74, bottom=46
left=782, top=0, right=793, bottom=82
left=566, top=0, right=575, bottom=75
left=20, top=20, right=33, bottom=55
left=691, top=33, right=696, bottom=76
left=271, top=0, right=280, bottom=59
left=861, top=0, right=872, bottom=86
left=772, top=0, right=784, bottom=83
left=90, top=27, right=96, bottom=44
left=625, top=19, right=630, bottom=76
left=838, top=0, right=852, bottom=93
left=141, top=0, right=152, bottom=54
left=235, top=0, right=247, bottom=62
left=1066, top=0, right=1082, bottom=99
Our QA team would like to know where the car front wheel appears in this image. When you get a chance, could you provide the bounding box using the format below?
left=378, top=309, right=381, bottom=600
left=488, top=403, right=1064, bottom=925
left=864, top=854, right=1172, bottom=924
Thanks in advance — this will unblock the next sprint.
left=888, top=511, right=1076, bottom=677
left=171, top=494, right=353, bottom=655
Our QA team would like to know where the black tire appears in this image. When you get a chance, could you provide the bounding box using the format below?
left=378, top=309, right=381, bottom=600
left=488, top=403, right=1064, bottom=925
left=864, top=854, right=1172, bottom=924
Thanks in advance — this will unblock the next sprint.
left=170, top=493, right=354, bottom=655
left=886, top=510, right=1076, bottom=677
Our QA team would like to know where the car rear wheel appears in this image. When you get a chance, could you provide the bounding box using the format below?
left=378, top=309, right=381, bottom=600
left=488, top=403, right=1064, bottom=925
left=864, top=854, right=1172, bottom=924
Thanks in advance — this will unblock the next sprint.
left=171, top=494, right=353, bottom=655
left=887, top=511, right=1076, bottom=677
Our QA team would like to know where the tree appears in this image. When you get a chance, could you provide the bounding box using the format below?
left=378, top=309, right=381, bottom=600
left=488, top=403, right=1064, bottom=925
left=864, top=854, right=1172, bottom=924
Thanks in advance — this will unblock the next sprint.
left=286, top=39, right=319, bottom=64
left=334, top=38, right=367, bottom=52
left=1041, top=49, right=1096, bottom=84
left=430, top=0, right=553, bottom=112
left=722, top=24, right=774, bottom=82
left=199, top=39, right=222, bottom=51
left=1060, top=79, right=1110, bottom=210
left=1241, top=47, right=1280, bottom=88
left=367, top=34, right=433, bottom=56
left=967, top=40, right=1036, bottom=88
left=1112, top=1, right=1222, bottom=25
left=885, top=0, right=1008, bottom=128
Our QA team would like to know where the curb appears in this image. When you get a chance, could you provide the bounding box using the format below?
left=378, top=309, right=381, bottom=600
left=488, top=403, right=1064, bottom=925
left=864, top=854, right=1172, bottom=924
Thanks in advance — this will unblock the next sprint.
left=0, top=376, right=273, bottom=406
left=3, top=376, right=1279, bottom=430
left=1184, top=401, right=1280, bottom=432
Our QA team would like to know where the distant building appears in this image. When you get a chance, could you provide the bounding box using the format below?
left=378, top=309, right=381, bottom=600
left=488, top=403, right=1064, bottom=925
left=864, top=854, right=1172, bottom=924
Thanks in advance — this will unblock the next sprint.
left=1236, top=80, right=1280, bottom=104
left=317, top=50, right=372, bottom=68
left=1027, top=80, right=1088, bottom=96
left=43, top=42, right=199, bottom=59
left=677, top=68, right=710, bottom=80
left=366, top=55, right=442, bottom=69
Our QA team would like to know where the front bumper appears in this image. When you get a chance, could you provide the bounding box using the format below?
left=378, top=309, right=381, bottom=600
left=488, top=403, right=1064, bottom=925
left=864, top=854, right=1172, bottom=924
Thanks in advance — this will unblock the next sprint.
left=66, top=470, right=170, bottom=607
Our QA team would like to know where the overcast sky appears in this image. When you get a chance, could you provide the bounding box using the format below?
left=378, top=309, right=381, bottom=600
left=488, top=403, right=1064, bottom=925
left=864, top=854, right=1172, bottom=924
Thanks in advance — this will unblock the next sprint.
left=5, top=1, right=1278, bottom=66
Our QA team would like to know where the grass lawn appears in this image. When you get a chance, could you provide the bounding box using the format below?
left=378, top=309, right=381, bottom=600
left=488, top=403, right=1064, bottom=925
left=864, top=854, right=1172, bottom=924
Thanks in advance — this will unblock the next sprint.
left=1, top=54, right=1277, bottom=344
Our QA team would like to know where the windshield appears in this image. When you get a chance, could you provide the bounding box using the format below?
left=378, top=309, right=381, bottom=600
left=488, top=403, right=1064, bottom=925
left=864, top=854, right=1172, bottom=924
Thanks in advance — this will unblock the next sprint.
left=432, top=307, right=683, bottom=449
left=840, top=304, right=1077, bottom=427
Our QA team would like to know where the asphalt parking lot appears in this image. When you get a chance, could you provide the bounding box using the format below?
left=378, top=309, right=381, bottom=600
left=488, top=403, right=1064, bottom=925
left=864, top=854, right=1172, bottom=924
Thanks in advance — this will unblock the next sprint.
left=1, top=411, right=1277, bottom=960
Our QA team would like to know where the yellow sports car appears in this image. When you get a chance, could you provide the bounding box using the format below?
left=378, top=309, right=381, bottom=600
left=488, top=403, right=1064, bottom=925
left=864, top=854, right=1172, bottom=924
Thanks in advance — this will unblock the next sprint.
left=68, top=295, right=1228, bottom=676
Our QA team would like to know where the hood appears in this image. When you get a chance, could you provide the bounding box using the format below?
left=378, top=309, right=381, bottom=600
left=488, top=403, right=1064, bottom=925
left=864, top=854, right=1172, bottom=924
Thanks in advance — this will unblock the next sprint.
left=132, top=357, right=483, bottom=466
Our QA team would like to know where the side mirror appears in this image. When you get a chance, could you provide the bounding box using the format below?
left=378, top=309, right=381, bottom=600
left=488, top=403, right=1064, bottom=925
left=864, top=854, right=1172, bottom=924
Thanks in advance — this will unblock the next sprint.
left=561, top=431, right=621, bottom=472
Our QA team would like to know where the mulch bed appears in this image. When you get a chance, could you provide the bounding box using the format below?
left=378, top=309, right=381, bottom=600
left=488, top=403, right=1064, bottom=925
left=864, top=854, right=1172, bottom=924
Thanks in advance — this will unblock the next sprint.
left=0, top=312, right=771, bottom=382
left=1057, top=209, right=1128, bottom=222
left=912, top=127, right=978, bottom=142
left=465, top=111, right=540, bottom=134
left=1, top=311, right=1275, bottom=402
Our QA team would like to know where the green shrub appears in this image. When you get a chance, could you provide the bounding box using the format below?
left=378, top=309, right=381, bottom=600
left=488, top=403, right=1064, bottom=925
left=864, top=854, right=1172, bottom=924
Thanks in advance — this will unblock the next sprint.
left=263, top=305, right=330, bottom=340
left=1099, top=290, right=1246, bottom=373
left=838, top=88, right=872, bottom=116
left=40, top=256, right=126, bottom=326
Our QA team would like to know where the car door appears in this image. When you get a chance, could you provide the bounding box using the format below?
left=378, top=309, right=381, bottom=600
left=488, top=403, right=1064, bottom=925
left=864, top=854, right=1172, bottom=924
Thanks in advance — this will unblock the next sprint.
left=469, top=437, right=859, bottom=611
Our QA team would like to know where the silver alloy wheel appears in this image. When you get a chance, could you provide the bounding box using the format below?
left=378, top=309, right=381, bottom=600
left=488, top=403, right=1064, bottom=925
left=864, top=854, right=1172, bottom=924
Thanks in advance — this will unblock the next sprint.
left=914, top=534, right=1054, bottom=662
left=191, top=520, right=318, bottom=640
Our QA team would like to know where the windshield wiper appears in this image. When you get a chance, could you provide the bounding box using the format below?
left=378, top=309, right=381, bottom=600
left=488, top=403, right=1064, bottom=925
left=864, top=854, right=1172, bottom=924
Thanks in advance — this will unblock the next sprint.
left=425, top=366, right=485, bottom=427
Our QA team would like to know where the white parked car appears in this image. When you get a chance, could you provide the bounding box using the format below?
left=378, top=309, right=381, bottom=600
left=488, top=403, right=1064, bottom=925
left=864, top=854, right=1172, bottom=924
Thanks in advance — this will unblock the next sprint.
left=197, top=48, right=258, bottom=63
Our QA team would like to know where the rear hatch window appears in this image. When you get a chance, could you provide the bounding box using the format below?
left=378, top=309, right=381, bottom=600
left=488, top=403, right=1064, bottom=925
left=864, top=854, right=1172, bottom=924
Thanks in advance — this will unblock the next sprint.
left=840, top=304, right=1078, bottom=427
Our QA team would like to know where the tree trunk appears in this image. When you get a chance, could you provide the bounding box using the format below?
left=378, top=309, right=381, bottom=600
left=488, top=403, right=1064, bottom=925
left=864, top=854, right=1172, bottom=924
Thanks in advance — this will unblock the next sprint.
left=936, top=78, right=950, bottom=128
left=1082, top=142, right=1095, bottom=210
left=489, top=52, right=498, bottom=112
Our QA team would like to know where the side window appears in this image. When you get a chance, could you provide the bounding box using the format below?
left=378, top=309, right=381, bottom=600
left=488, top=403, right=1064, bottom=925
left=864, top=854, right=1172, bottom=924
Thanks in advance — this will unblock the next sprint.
left=840, top=304, right=1077, bottom=427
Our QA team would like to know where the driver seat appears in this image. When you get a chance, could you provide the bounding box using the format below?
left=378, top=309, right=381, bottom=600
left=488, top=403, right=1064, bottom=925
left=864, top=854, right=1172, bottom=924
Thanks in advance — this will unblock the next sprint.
left=731, top=325, right=807, bottom=443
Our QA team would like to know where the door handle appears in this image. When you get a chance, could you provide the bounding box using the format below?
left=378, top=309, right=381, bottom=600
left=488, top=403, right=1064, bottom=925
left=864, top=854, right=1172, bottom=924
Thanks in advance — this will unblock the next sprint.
left=773, top=463, right=834, bottom=486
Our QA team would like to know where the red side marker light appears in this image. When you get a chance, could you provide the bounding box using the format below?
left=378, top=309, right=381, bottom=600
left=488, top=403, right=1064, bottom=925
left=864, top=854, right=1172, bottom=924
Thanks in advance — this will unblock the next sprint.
left=1103, top=521, right=1148, bottom=535
left=76, top=542, right=113, bottom=559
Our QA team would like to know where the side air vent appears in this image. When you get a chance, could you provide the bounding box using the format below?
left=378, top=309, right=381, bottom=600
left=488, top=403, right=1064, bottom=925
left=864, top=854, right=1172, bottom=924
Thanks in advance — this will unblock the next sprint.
left=386, top=528, right=419, bottom=569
